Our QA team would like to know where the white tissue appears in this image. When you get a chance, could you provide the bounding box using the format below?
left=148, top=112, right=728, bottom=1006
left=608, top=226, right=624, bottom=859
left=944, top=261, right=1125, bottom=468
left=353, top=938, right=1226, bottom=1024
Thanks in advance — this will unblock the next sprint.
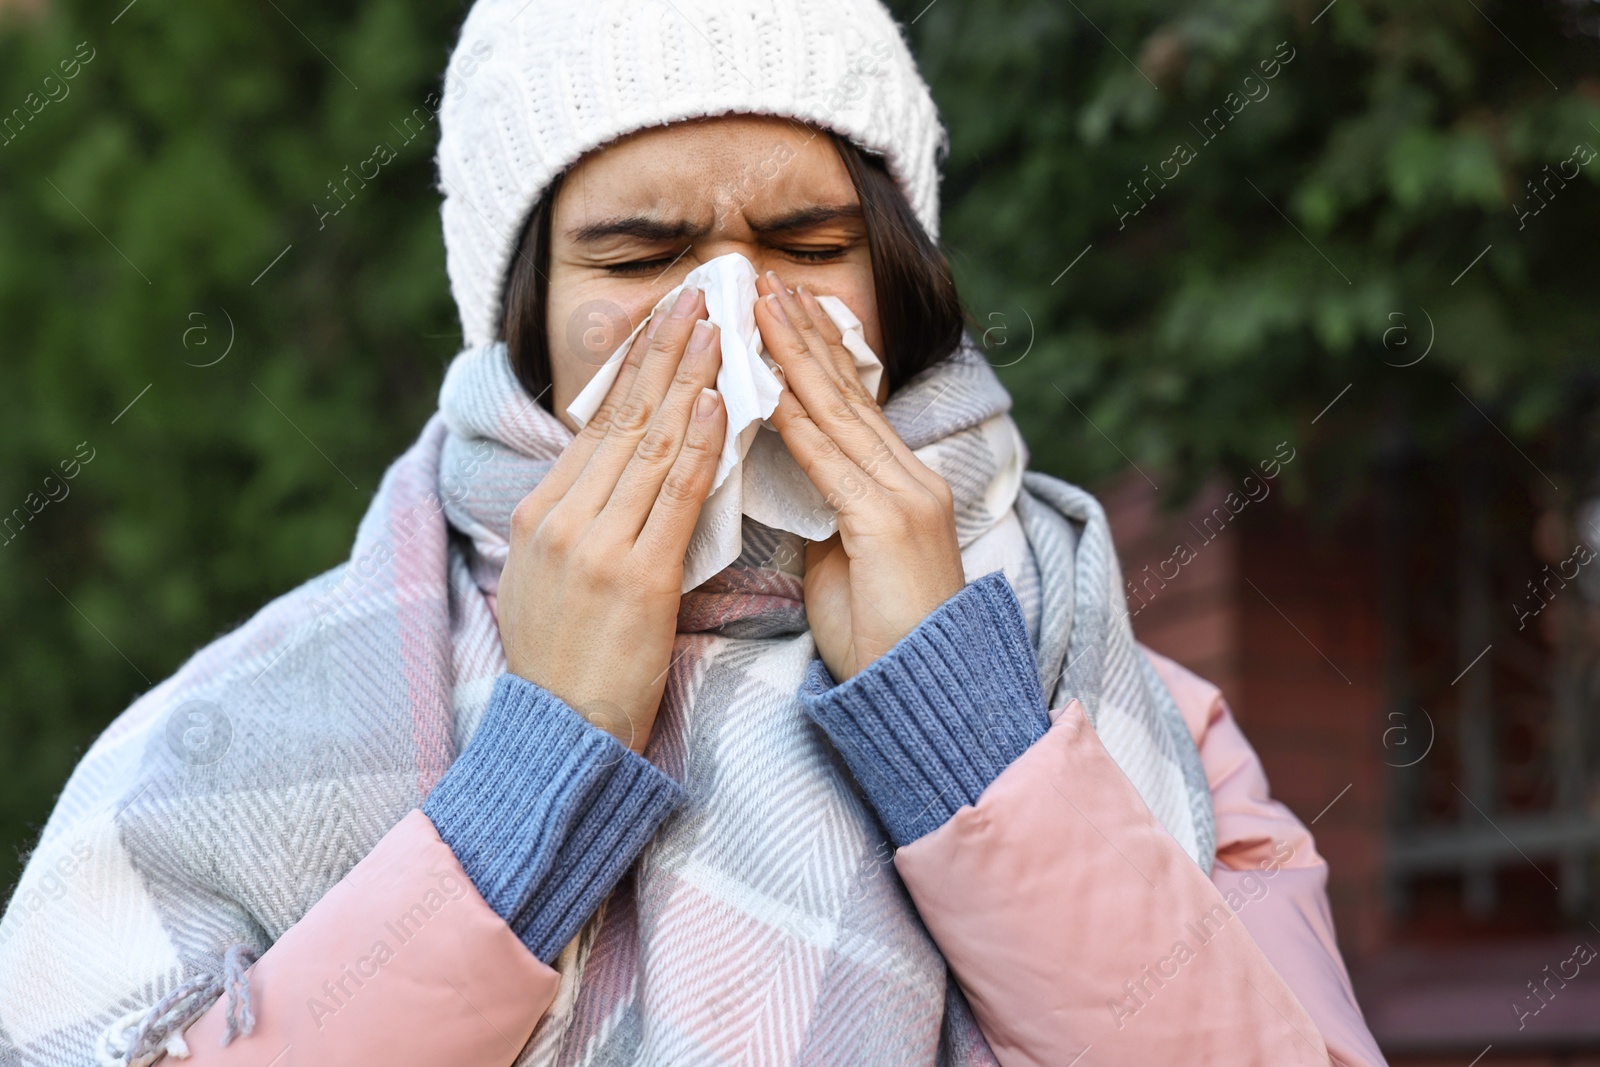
left=566, top=252, right=884, bottom=591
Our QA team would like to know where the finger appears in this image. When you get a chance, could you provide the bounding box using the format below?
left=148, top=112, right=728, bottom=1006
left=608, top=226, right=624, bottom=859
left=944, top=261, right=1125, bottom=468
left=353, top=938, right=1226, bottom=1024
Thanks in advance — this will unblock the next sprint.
left=792, top=285, right=950, bottom=496
left=756, top=278, right=922, bottom=495
left=778, top=277, right=948, bottom=502
left=763, top=270, right=884, bottom=416
left=635, top=386, right=727, bottom=563
left=795, top=284, right=877, bottom=406
left=764, top=385, right=895, bottom=520
left=756, top=271, right=864, bottom=403
left=562, top=286, right=709, bottom=517
left=532, top=291, right=688, bottom=511
left=601, top=319, right=724, bottom=537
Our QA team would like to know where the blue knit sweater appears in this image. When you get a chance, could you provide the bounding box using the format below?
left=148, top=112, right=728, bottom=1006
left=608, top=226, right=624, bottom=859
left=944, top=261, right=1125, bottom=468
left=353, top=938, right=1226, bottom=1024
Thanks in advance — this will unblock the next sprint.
left=423, top=570, right=1050, bottom=964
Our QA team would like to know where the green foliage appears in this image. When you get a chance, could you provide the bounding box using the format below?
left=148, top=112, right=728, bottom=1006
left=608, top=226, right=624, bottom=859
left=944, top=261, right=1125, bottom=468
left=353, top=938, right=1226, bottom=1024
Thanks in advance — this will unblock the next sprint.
left=2, top=0, right=1599, bottom=892
left=892, top=0, right=1600, bottom=508
left=0, top=0, right=463, bottom=886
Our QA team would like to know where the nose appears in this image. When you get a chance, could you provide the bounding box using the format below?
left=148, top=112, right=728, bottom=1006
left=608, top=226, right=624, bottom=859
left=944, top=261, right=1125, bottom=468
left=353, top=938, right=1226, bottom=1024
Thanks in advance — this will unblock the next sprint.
left=690, top=238, right=765, bottom=273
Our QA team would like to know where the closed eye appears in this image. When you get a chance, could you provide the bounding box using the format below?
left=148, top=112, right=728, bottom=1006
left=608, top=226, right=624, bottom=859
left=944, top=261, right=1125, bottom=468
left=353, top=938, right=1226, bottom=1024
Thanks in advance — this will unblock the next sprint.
left=601, top=245, right=850, bottom=275
left=601, top=253, right=688, bottom=276
left=780, top=246, right=849, bottom=264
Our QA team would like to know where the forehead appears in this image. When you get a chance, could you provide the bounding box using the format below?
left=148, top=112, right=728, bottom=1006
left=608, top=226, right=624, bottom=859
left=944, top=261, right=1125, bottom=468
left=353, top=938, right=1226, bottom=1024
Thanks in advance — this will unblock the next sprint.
left=553, top=115, right=857, bottom=228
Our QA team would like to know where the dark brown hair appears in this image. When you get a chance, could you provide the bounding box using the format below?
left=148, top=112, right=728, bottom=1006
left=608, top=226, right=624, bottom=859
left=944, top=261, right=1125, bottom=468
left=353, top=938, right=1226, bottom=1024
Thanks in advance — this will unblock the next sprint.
left=498, top=131, right=965, bottom=408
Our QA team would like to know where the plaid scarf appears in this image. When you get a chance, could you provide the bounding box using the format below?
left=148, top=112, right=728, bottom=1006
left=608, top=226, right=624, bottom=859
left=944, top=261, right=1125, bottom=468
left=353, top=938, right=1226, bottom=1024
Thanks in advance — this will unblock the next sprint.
left=0, top=339, right=1213, bottom=1066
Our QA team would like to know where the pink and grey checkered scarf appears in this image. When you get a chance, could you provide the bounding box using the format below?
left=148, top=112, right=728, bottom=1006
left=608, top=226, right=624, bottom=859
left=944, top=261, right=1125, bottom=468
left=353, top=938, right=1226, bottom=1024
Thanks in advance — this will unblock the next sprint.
left=0, top=338, right=1212, bottom=1067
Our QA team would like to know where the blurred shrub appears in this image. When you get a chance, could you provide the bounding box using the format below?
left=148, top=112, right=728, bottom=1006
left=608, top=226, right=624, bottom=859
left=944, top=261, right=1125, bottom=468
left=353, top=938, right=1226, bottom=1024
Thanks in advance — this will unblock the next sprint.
left=893, top=0, right=1600, bottom=506
left=0, top=0, right=462, bottom=886
left=2, top=0, right=1600, bottom=890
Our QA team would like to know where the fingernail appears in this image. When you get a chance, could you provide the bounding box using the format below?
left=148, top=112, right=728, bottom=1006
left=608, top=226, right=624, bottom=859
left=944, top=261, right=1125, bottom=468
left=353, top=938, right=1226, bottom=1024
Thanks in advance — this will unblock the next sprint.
left=688, top=319, right=715, bottom=352
left=646, top=313, right=662, bottom=339
left=766, top=270, right=784, bottom=291
left=765, top=292, right=788, bottom=325
left=669, top=286, right=698, bottom=319
left=696, top=387, right=719, bottom=418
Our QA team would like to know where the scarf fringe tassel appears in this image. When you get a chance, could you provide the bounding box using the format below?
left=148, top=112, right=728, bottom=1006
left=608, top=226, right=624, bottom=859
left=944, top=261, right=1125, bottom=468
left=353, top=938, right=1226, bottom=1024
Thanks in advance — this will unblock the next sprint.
left=112, top=943, right=258, bottom=1066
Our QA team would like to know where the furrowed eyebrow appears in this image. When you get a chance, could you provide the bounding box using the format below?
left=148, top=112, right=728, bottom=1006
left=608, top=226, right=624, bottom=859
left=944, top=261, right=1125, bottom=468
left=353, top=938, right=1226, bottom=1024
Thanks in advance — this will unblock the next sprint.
left=569, top=216, right=713, bottom=242
left=568, top=203, right=863, bottom=243
left=747, top=204, right=864, bottom=234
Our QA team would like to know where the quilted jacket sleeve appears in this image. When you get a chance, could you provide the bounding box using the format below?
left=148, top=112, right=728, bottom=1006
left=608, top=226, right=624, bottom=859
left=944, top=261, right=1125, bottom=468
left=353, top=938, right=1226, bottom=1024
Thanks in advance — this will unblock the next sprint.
left=176, top=809, right=560, bottom=1066
left=171, top=670, right=686, bottom=1066
left=802, top=571, right=1386, bottom=1066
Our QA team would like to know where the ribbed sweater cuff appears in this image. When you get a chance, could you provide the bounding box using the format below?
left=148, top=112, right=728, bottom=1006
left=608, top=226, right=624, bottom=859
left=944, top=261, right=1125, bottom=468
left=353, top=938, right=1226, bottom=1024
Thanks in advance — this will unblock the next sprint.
left=422, top=672, right=684, bottom=963
left=798, top=570, right=1050, bottom=848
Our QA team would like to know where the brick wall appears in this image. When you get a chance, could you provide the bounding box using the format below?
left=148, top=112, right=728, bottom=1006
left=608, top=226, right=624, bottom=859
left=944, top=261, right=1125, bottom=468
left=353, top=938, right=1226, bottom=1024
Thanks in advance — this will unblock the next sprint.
left=1102, top=471, right=1389, bottom=957
left=1100, top=470, right=1600, bottom=1064
left=1101, top=476, right=1242, bottom=703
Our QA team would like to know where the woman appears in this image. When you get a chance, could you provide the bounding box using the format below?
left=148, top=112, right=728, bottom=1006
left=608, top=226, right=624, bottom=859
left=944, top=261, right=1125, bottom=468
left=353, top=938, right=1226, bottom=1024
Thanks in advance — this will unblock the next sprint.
left=0, top=0, right=1386, bottom=1064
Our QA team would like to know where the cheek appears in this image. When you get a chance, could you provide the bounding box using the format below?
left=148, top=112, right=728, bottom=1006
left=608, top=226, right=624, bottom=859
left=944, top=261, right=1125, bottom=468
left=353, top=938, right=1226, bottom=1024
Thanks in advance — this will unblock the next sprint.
left=543, top=274, right=659, bottom=423
left=817, top=274, right=884, bottom=399
left=781, top=266, right=881, bottom=362
left=834, top=278, right=881, bottom=360
left=545, top=280, right=643, bottom=370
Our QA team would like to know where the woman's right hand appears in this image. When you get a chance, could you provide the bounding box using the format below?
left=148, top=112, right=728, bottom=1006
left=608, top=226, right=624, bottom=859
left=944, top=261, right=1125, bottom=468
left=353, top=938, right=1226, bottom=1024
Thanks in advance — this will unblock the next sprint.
left=497, top=286, right=726, bottom=754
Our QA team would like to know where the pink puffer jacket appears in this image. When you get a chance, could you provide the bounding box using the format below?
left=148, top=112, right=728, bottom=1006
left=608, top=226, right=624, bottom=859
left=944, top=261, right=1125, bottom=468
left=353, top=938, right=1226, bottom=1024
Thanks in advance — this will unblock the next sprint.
left=174, top=648, right=1386, bottom=1066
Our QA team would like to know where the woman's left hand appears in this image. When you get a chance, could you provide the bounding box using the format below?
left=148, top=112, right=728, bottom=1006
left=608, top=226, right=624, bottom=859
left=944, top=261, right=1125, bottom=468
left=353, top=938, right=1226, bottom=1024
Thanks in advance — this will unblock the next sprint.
left=754, top=269, right=966, bottom=682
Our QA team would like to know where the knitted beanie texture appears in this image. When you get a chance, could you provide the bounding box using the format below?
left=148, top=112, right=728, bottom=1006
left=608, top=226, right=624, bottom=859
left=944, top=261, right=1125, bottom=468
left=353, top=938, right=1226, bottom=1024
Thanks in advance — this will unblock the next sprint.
left=436, top=0, right=947, bottom=349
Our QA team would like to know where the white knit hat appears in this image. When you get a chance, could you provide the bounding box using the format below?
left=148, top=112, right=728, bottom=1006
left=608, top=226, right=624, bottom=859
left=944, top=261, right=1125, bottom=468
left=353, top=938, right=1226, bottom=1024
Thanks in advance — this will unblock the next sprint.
left=435, top=0, right=947, bottom=349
